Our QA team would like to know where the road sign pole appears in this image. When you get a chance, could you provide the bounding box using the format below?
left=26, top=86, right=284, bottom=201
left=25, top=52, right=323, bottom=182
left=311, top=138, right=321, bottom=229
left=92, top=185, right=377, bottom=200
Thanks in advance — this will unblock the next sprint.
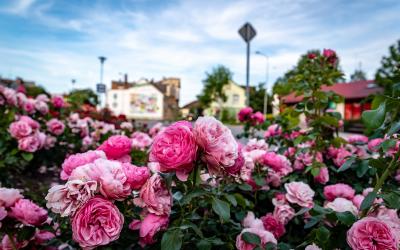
left=246, top=41, right=250, bottom=106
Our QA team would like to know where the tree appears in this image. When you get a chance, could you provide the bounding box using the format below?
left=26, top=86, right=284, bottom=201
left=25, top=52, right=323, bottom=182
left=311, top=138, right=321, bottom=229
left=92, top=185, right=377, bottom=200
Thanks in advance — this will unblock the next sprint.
left=350, top=69, right=367, bottom=81
left=198, top=65, right=233, bottom=117
left=66, top=88, right=99, bottom=110
left=375, top=40, right=400, bottom=94
left=26, top=85, right=49, bottom=97
left=249, top=83, right=272, bottom=113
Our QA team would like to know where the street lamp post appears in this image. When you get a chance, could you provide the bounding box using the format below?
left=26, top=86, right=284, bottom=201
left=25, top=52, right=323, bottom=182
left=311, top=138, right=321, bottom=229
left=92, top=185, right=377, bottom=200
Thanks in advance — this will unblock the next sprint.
left=98, top=56, right=107, bottom=108
left=255, top=51, right=269, bottom=115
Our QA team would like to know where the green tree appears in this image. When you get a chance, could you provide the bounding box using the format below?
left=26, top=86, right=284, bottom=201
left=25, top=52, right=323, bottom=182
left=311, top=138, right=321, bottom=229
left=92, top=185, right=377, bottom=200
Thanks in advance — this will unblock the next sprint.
left=249, top=83, right=271, bottom=113
left=375, top=40, right=400, bottom=94
left=26, top=85, right=49, bottom=97
left=66, top=88, right=99, bottom=110
left=198, top=65, right=233, bottom=117
left=350, top=69, right=367, bottom=81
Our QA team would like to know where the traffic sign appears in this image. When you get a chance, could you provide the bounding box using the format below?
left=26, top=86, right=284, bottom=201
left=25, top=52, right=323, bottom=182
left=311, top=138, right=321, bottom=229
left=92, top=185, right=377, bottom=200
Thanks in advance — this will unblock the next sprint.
left=238, top=22, right=256, bottom=43
left=96, top=83, right=106, bottom=93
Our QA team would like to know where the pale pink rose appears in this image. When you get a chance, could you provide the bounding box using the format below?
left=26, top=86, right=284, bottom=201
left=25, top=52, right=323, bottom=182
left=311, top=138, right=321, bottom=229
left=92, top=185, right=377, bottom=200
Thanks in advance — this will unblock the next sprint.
left=293, top=152, right=323, bottom=171
left=347, top=135, right=368, bottom=144
left=260, top=213, right=285, bottom=239
left=97, top=135, right=132, bottom=160
left=264, top=124, right=282, bottom=138
left=263, top=152, right=292, bottom=176
left=266, top=169, right=282, bottom=188
left=347, top=217, right=397, bottom=250
left=9, top=199, right=48, bottom=226
left=272, top=193, right=288, bottom=206
left=122, top=163, right=151, bottom=190
left=19, top=115, right=40, bottom=130
left=352, top=195, right=364, bottom=210
left=305, top=243, right=322, bottom=250
left=240, top=158, right=255, bottom=184
left=82, top=136, right=93, bottom=147
left=149, top=121, right=197, bottom=180
left=36, top=94, right=50, bottom=102
left=46, top=179, right=97, bottom=217
left=9, top=120, right=32, bottom=139
left=242, top=138, right=269, bottom=152
left=238, top=107, right=253, bottom=122
left=44, top=135, right=57, bottom=149
left=325, top=197, right=358, bottom=215
left=1, top=235, right=28, bottom=250
left=60, top=150, right=106, bottom=180
left=273, top=204, right=295, bottom=225
left=135, top=174, right=172, bottom=216
left=23, top=98, right=36, bottom=114
left=18, top=132, right=42, bottom=152
left=0, top=188, right=23, bottom=207
left=35, top=100, right=49, bottom=114
left=0, top=206, right=6, bottom=228
left=242, top=211, right=264, bottom=230
left=120, top=122, right=133, bottom=131
left=368, top=138, right=384, bottom=152
left=72, top=196, right=124, bottom=249
left=250, top=111, right=265, bottom=125
left=35, top=230, right=55, bottom=244
left=285, top=181, right=315, bottom=208
left=149, top=122, right=165, bottom=137
left=51, top=95, right=64, bottom=108
left=314, top=167, right=329, bottom=184
left=193, top=116, right=238, bottom=173
left=131, top=131, right=152, bottom=150
left=139, top=213, right=169, bottom=246
left=236, top=227, right=277, bottom=250
left=46, top=118, right=65, bottom=135
left=2, top=87, right=17, bottom=106
left=323, top=183, right=355, bottom=201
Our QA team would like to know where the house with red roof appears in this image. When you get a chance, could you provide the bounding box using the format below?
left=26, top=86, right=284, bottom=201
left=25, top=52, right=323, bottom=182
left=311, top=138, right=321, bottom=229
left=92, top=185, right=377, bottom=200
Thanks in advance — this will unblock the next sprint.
left=281, top=80, right=383, bottom=121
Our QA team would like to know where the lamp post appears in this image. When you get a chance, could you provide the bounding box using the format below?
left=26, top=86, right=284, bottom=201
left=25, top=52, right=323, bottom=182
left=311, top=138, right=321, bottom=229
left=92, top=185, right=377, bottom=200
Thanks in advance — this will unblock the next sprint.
left=98, top=56, right=107, bottom=107
left=255, top=51, right=269, bottom=115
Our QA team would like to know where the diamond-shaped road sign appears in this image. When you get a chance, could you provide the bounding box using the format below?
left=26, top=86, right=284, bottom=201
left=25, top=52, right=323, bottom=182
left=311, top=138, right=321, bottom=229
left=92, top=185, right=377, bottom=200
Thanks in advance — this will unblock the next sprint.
left=238, top=22, right=256, bottom=43
left=96, top=83, right=106, bottom=93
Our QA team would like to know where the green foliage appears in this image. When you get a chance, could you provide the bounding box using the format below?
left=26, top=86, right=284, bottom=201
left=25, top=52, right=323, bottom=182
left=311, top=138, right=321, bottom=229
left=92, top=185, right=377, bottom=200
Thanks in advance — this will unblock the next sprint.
left=350, top=69, right=367, bottom=81
left=66, top=88, right=99, bottom=109
left=249, top=83, right=272, bottom=113
left=375, top=40, right=400, bottom=95
left=25, top=84, right=49, bottom=97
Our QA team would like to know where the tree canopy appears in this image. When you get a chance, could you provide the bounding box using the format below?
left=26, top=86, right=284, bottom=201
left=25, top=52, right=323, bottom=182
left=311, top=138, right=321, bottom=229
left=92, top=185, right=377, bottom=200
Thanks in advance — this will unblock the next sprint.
left=350, top=69, right=367, bottom=81
left=375, top=40, right=400, bottom=94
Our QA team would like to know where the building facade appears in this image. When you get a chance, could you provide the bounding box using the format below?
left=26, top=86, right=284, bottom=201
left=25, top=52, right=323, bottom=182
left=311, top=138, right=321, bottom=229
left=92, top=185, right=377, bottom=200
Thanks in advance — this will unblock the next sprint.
left=107, top=76, right=180, bottom=121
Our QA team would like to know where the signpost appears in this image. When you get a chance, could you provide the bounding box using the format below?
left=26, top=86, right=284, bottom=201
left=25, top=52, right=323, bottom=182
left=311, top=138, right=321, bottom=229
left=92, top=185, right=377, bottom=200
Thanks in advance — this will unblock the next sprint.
left=238, top=22, right=256, bottom=106
left=96, top=83, right=106, bottom=93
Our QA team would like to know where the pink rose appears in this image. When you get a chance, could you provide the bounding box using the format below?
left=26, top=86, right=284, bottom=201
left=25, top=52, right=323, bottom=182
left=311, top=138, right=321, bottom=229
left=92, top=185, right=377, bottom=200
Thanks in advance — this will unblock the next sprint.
left=23, top=99, right=36, bottom=114
left=314, top=167, right=329, bottom=184
left=323, top=49, right=337, bottom=65
left=347, top=135, right=368, bottom=144
left=9, top=199, right=48, bottom=226
left=0, top=206, right=6, bottom=228
left=305, top=243, right=322, bottom=250
left=347, top=217, right=397, bottom=250
left=35, top=230, right=55, bottom=244
left=264, top=124, right=282, bottom=138
left=149, top=121, right=197, bottom=180
left=60, top=150, right=106, bottom=180
left=193, top=116, right=238, bottom=173
left=139, top=213, right=169, bottom=246
left=368, top=138, right=384, bottom=152
left=324, top=197, right=358, bottom=215
left=18, top=132, right=42, bottom=152
left=225, top=143, right=244, bottom=175
left=9, top=120, right=32, bottom=139
left=323, top=183, right=355, bottom=201
left=285, top=181, right=315, bottom=208
left=18, top=115, right=40, bottom=130
left=238, top=107, right=253, bottom=122
left=308, top=53, right=316, bottom=59
left=1, top=235, right=28, bottom=250
left=129, top=219, right=141, bottom=230
left=0, top=188, right=23, bottom=207
left=1, top=87, right=17, bottom=106
left=36, top=94, right=50, bottom=102
left=131, top=131, right=152, bottom=150
left=46, top=180, right=97, bottom=217
left=51, top=95, right=64, bottom=108
left=97, top=135, right=132, bottom=160
left=293, top=152, right=323, bottom=171
left=352, top=194, right=364, bottom=210
left=149, top=122, right=165, bottom=137
left=250, top=111, right=265, bottom=125
left=260, top=213, right=285, bottom=239
left=72, top=196, right=124, bottom=249
left=236, top=227, right=277, bottom=250
left=263, top=152, right=292, bottom=177
left=122, top=163, right=150, bottom=190
left=135, top=174, right=172, bottom=216
left=272, top=192, right=287, bottom=206
left=273, top=204, right=295, bottom=225
left=46, top=118, right=65, bottom=135
left=242, top=211, right=264, bottom=230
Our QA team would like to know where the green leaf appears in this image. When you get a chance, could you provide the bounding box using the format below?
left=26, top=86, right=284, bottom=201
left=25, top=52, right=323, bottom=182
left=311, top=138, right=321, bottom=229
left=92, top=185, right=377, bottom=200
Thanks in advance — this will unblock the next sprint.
left=21, top=152, right=33, bottom=161
left=336, top=211, right=357, bottom=225
left=239, top=183, right=253, bottom=191
left=181, top=189, right=208, bottom=205
left=242, top=232, right=261, bottom=245
left=295, top=207, right=311, bottom=216
left=304, top=215, right=323, bottom=229
left=310, top=167, right=320, bottom=177
left=360, top=191, right=377, bottom=211
left=388, top=121, right=400, bottom=135
left=368, top=158, right=386, bottom=169
left=212, top=198, right=230, bottom=221
left=381, top=192, right=400, bottom=209
left=356, top=160, right=369, bottom=178
left=380, top=139, right=396, bottom=151
left=338, top=157, right=355, bottom=172
left=224, top=194, right=237, bottom=207
left=254, top=176, right=266, bottom=186
left=17, top=226, right=35, bottom=241
left=196, top=240, right=211, bottom=250
left=316, top=226, right=330, bottom=243
left=277, top=242, right=291, bottom=250
left=361, top=102, right=386, bottom=129
left=161, top=230, right=182, bottom=250
left=265, top=242, right=277, bottom=250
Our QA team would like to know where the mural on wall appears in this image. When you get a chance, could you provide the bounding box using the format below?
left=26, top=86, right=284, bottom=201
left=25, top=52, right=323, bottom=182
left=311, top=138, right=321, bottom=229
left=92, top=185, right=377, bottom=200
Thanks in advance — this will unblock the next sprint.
left=129, top=93, right=160, bottom=114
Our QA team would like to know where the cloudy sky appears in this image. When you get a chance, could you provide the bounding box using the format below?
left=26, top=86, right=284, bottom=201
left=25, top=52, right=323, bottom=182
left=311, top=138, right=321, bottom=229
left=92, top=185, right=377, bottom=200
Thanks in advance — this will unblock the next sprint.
left=0, top=0, right=399, bottom=105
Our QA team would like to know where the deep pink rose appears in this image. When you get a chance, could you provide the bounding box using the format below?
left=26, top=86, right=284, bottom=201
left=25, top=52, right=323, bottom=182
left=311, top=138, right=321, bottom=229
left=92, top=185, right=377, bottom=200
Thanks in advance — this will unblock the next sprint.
left=23, top=99, right=36, bottom=114
left=1, top=235, right=28, bottom=250
left=263, top=152, right=292, bottom=176
left=135, top=174, right=172, bottom=216
left=314, top=166, right=329, bottom=184
left=308, top=53, right=317, bottom=59
left=260, top=213, right=285, bottom=239
left=322, top=49, right=337, bottom=65
left=46, top=118, right=65, bottom=135
left=129, top=219, right=141, bottom=230
left=264, top=124, right=282, bottom=138
left=60, top=150, right=106, bottom=180
left=18, top=132, right=42, bottom=152
left=368, top=138, right=384, bottom=152
left=285, top=181, right=315, bottom=208
left=273, top=204, right=295, bottom=225
left=323, top=183, right=355, bottom=201
left=236, top=227, right=277, bottom=250
left=352, top=194, right=364, bottom=210
left=347, top=135, right=368, bottom=144
left=250, top=111, right=265, bottom=125
left=347, top=217, right=397, bottom=250
left=19, top=115, right=40, bottom=130
left=238, top=107, right=253, bottom=122
left=9, top=199, right=48, bottom=226
left=51, top=95, right=64, bottom=108
left=9, top=120, right=32, bottom=139
left=139, top=213, right=169, bottom=246
left=0, top=187, right=23, bottom=207
left=72, top=196, right=124, bottom=249
left=35, top=230, right=55, bottom=244
left=97, top=135, right=132, bottom=160
left=226, top=143, right=244, bottom=175
left=293, top=152, right=323, bottom=170
left=149, top=121, right=197, bottom=180
left=122, top=163, right=151, bottom=190
left=333, top=148, right=352, bottom=168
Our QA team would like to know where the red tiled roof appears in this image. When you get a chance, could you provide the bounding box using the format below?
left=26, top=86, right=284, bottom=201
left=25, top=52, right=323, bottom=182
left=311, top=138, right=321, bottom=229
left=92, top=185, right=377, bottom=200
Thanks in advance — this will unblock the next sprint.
left=282, top=80, right=383, bottom=103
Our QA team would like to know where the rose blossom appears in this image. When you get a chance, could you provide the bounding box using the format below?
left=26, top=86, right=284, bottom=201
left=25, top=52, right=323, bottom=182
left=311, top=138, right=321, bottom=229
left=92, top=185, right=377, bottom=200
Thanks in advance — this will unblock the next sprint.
left=97, top=135, right=132, bottom=160
left=51, top=95, right=64, bottom=108
left=236, top=227, right=277, bottom=250
left=251, top=111, right=265, bottom=125
left=263, top=152, right=292, bottom=176
left=19, top=115, right=40, bottom=130
left=131, top=131, right=152, bottom=150
left=260, top=213, right=285, bottom=239
left=0, top=206, right=6, bottom=228
left=285, top=181, right=315, bottom=208
left=1, top=235, right=28, bottom=250
left=122, top=163, right=151, bottom=189
left=242, top=211, right=264, bottom=230
left=0, top=188, right=23, bottom=207
left=72, top=196, right=124, bottom=249
left=352, top=195, right=364, bottom=210
left=120, top=122, right=133, bottom=131
left=35, top=100, right=49, bottom=114
left=149, top=122, right=165, bottom=137
left=273, top=204, right=295, bottom=225
left=36, top=94, right=49, bottom=102
left=305, top=243, right=322, bottom=250
left=46, top=118, right=65, bottom=135
left=323, top=183, right=355, bottom=201
left=238, top=107, right=253, bottom=122
left=18, top=132, right=42, bottom=152
left=46, top=179, right=97, bottom=217
left=139, top=213, right=169, bottom=246
left=264, top=124, right=282, bottom=138
left=9, top=199, right=48, bottom=226
left=149, top=121, right=197, bottom=181
left=325, top=197, right=358, bottom=215
left=60, top=150, right=106, bottom=180
left=35, top=230, right=56, bottom=245
left=134, top=174, right=172, bottom=216
left=9, top=120, right=32, bottom=139
left=225, top=143, right=244, bottom=175
left=347, top=134, right=368, bottom=144
left=347, top=217, right=397, bottom=250
left=314, top=166, right=329, bottom=184
left=23, top=99, right=36, bottom=114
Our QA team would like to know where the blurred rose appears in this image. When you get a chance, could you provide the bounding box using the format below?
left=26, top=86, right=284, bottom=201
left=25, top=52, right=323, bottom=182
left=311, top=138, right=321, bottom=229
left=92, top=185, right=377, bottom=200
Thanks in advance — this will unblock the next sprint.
left=122, top=163, right=150, bottom=190
left=46, top=118, right=65, bottom=135
left=97, top=135, right=132, bottom=160
left=9, top=120, right=32, bottom=139
left=9, top=199, right=48, bottom=226
left=0, top=188, right=23, bottom=207
left=51, top=95, right=65, bottom=108
left=236, top=227, right=277, bottom=250
left=238, top=107, right=253, bottom=122
left=139, top=213, right=169, bottom=246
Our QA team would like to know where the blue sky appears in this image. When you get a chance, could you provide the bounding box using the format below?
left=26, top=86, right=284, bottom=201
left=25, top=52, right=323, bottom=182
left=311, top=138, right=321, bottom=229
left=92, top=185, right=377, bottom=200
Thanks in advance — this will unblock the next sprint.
left=0, top=0, right=399, bottom=105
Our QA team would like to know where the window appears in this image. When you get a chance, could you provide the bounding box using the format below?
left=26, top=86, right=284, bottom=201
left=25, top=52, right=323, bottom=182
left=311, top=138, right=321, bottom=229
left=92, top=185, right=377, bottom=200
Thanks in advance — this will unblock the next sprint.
left=233, top=94, right=239, bottom=104
left=113, top=93, right=118, bottom=99
left=112, top=102, right=117, bottom=108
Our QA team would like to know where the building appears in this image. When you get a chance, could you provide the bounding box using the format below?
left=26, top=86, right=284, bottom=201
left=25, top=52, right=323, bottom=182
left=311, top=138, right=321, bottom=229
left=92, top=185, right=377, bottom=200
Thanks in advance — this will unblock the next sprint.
left=106, top=75, right=180, bottom=121
left=281, top=80, right=383, bottom=121
left=0, top=77, right=35, bottom=91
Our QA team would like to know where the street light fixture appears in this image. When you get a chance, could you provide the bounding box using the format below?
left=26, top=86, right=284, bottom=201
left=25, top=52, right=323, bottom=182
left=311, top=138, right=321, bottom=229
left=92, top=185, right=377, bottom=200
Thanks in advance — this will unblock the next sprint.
left=98, top=56, right=107, bottom=108
left=255, top=51, right=269, bottom=115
